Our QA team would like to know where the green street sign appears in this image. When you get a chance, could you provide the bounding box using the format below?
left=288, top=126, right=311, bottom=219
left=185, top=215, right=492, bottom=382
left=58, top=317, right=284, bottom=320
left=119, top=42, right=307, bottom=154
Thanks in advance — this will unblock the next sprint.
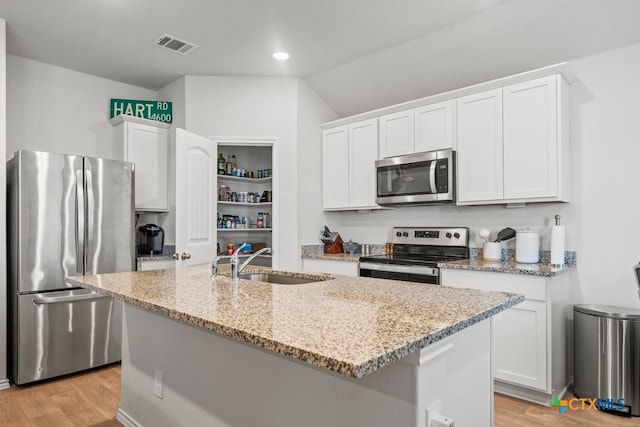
left=110, top=98, right=172, bottom=123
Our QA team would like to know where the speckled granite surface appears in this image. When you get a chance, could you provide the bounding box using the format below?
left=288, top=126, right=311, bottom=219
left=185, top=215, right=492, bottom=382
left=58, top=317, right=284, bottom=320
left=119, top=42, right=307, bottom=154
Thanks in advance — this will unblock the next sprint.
left=137, top=245, right=176, bottom=262
left=68, top=264, right=522, bottom=378
left=438, top=258, right=574, bottom=276
left=301, top=253, right=362, bottom=262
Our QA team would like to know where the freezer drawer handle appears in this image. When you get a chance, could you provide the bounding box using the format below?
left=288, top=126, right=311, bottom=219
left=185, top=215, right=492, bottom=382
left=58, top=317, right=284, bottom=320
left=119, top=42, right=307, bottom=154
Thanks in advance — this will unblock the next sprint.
left=33, top=292, right=109, bottom=305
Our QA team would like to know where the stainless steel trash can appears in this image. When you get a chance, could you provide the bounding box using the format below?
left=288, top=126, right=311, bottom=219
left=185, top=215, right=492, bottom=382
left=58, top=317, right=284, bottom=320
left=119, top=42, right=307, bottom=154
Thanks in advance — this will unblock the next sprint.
left=574, top=304, right=640, bottom=416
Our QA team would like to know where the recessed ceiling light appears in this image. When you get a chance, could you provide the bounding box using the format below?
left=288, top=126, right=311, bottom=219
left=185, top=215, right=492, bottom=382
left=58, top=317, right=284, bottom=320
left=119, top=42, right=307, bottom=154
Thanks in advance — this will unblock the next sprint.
left=273, top=51, right=290, bottom=61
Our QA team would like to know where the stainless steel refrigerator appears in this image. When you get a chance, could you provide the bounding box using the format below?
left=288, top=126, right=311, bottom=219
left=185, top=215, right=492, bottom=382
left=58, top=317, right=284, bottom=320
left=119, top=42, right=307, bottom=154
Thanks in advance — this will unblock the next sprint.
left=7, top=149, right=135, bottom=385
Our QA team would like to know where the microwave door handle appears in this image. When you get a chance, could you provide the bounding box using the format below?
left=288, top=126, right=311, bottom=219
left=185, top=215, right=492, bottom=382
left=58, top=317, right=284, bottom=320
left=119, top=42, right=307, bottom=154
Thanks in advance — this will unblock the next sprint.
left=429, top=160, right=437, bottom=193
left=75, top=170, right=85, bottom=274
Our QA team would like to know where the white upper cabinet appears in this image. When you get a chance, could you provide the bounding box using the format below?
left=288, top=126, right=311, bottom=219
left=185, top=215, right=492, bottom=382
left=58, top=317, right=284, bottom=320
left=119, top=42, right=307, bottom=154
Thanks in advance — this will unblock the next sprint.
left=379, top=100, right=456, bottom=159
left=323, top=119, right=378, bottom=210
left=414, top=100, right=456, bottom=153
left=349, top=120, right=378, bottom=208
left=457, top=75, right=569, bottom=205
left=378, top=110, right=414, bottom=158
left=111, top=115, right=169, bottom=212
left=322, top=126, right=350, bottom=209
left=457, top=89, right=504, bottom=203
left=503, top=76, right=559, bottom=200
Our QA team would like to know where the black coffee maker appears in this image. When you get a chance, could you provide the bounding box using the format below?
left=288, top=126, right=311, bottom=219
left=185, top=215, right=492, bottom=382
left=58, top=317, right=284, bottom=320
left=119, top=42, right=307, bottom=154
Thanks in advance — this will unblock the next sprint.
left=137, top=224, right=165, bottom=255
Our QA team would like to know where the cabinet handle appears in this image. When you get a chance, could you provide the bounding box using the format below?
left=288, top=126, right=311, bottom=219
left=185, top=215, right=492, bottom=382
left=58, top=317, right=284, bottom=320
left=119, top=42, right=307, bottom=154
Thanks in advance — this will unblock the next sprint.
left=181, top=252, right=191, bottom=260
left=172, top=253, right=180, bottom=260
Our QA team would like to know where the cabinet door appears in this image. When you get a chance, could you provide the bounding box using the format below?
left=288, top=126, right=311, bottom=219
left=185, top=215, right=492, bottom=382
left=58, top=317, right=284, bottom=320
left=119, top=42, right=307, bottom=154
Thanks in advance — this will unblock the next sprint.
left=493, top=300, right=548, bottom=391
left=126, top=123, right=169, bottom=211
left=175, top=129, right=217, bottom=266
left=503, top=76, right=558, bottom=200
left=457, top=89, right=504, bottom=203
left=322, top=126, right=349, bottom=209
left=414, top=100, right=456, bottom=153
left=349, top=119, right=378, bottom=208
left=379, top=110, right=413, bottom=158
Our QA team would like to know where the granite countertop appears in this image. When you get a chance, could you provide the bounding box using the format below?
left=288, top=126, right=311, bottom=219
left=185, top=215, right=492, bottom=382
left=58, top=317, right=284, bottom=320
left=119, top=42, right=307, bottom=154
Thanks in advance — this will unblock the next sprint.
left=438, top=258, right=574, bottom=276
left=68, top=264, right=522, bottom=378
left=301, top=253, right=362, bottom=262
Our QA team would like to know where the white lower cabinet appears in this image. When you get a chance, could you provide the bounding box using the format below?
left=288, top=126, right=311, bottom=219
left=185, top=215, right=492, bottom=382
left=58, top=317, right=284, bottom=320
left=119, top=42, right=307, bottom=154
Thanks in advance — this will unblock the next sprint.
left=137, top=259, right=176, bottom=271
left=441, top=269, right=571, bottom=405
left=302, top=259, right=358, bottom=277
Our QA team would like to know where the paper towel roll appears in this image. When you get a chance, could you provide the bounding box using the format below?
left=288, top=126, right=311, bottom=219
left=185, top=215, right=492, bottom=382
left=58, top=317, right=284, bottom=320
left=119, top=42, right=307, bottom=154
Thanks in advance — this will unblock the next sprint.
left=550, top=225, right=565, bottom=265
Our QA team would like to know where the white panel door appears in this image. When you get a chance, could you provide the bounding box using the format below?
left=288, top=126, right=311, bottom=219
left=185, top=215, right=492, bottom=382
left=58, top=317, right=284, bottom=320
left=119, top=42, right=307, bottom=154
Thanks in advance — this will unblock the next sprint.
left=503, top=75, right=558, bottom=200
left=349, top=119, right=378, bottom=208
left=493, top=300, right=548, bottom=391
left=322, top=126, right=349, bottom=209
left=414, top=100, right=456, bottom=153
left=176, top=129, right=217, bottom=266
left=457, top=89, right=504, bottom=203
left=379, top=110, right=413, bottom=158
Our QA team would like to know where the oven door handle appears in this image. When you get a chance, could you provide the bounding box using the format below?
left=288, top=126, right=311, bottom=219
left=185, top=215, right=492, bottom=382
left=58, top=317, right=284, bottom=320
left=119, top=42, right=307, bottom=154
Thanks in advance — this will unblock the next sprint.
left=359, top=262, right=438, bottom=276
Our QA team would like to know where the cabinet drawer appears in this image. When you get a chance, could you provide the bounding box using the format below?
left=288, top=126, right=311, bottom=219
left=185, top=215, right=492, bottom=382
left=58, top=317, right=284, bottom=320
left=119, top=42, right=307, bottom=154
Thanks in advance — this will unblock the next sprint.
left=441, top=270, right=547, bottom=301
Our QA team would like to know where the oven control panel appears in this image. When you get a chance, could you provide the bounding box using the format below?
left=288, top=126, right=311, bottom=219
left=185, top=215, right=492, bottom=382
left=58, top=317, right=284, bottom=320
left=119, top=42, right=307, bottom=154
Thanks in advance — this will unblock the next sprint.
left=391, top=227, right=469, bottom=246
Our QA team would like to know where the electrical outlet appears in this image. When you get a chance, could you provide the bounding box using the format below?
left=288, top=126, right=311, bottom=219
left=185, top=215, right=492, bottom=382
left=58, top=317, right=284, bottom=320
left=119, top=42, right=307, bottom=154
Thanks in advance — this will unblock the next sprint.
left=154, top=368, right=163, bottom=399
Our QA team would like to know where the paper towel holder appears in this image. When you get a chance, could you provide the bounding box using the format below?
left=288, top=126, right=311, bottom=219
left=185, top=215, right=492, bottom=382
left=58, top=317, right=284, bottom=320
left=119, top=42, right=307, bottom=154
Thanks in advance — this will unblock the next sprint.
left=550, top=214, right=565, bottom=267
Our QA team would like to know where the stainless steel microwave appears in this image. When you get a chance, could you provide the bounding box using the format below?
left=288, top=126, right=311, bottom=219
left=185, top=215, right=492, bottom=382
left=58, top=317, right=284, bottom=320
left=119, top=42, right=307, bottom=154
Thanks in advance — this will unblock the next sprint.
left=375, top=149, right=455, bottom=206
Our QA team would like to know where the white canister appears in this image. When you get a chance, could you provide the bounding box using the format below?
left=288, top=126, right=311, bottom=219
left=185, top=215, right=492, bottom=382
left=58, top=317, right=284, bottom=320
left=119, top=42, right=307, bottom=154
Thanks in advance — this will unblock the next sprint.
left=516, top=229, right=540, bottom=264
left=483, top=242, right=502, bottom=261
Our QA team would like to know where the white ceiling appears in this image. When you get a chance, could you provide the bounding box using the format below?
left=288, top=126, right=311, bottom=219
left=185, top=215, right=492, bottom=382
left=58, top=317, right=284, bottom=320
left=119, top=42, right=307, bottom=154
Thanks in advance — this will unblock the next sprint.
left=2, top=0, right=640, bottom=117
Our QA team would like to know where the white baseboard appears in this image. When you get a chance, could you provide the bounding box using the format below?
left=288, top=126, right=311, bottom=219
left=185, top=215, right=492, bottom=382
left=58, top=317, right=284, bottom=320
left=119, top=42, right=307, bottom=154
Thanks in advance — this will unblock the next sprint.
left=495, top=381, right=569, bottom=406
left=117, top=408, right=141, bottom=427
left=0, top=379, right=10, bottom=391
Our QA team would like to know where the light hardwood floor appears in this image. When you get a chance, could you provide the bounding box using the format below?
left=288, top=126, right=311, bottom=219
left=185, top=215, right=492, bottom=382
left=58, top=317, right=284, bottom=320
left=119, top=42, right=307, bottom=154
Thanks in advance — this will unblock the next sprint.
left=0, top=364, right=121, bottom=426
left=0, top=365, right=638, bottom=426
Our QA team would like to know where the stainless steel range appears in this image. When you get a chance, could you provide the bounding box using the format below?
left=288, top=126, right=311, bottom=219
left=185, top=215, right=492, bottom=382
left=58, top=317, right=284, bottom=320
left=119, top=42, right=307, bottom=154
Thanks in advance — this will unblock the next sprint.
left=359, top=227, right=469, bottom=284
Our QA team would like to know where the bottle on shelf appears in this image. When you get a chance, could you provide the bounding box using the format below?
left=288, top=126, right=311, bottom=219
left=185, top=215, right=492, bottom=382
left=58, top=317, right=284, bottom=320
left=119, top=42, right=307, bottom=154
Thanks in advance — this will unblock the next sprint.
left=218, top=153, right=226, bottom=175
left=225, top=156, right=232, bottom=175
left=257, top=212, right=264, bottom=229
left=231, top=155, right=237, bottom=170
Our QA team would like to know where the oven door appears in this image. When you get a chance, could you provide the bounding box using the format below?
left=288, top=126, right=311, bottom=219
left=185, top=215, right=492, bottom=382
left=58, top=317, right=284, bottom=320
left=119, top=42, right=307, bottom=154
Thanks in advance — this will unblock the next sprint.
left=376, top=149, right=454, bottom=206
left=358, top=262, right=439, bottom=284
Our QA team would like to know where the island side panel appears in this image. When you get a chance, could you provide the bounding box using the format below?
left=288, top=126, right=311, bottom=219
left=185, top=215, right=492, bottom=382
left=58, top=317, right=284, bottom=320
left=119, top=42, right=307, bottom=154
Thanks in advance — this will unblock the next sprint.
left=117, top=303, right=493, bottom=427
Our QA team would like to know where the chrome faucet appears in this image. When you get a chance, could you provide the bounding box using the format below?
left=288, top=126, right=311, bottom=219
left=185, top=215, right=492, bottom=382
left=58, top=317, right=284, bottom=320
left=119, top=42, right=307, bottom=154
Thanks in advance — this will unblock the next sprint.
left=211, top=256, right=221, bottom=278
left=231, top=244, right=272, bottom=280
left=230, top=243, right=249, bottom=280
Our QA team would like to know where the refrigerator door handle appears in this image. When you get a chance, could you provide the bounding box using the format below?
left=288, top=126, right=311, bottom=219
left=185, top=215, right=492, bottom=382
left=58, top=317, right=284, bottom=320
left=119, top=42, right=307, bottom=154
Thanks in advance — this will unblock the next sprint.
left=85, top=168, right=94, bottom=272
left=75, top=169, right=85, bottom=273
left=32, top=292, right=108, bottom=305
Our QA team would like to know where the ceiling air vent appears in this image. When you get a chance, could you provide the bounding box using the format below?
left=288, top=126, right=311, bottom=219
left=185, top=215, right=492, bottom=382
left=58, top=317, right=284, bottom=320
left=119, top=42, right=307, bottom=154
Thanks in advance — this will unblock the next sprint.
left=153, top=33, right=198, bottom=55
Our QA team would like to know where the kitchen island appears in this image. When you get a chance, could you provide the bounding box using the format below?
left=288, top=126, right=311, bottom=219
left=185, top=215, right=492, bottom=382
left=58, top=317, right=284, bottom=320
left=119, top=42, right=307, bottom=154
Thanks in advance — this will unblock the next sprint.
left=68, top=264, right=522, bottom=427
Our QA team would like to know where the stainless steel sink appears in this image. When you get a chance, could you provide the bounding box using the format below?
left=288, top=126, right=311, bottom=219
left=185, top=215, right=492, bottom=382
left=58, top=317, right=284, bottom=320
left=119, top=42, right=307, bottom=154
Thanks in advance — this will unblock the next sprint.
left=238, top=272, right=328, bottom=285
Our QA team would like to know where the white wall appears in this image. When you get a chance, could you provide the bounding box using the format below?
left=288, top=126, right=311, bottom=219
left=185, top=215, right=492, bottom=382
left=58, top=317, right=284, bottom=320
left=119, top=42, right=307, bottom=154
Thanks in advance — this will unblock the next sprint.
left=0, top=18, right=9, bottom=390
left=296, top=80, right=338, bottom=252
left=140, top=77, right=186, bottom=243
left=319, top=43, right=640, bottom=309
left=182, top=76, right=301, bottom=269
left=6, top=55, right=156, bottom=159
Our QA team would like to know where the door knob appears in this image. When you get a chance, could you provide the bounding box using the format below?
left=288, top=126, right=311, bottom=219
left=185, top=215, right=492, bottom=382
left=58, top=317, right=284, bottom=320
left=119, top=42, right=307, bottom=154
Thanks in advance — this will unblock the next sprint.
left=181, top=252, right=191, bottom=260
